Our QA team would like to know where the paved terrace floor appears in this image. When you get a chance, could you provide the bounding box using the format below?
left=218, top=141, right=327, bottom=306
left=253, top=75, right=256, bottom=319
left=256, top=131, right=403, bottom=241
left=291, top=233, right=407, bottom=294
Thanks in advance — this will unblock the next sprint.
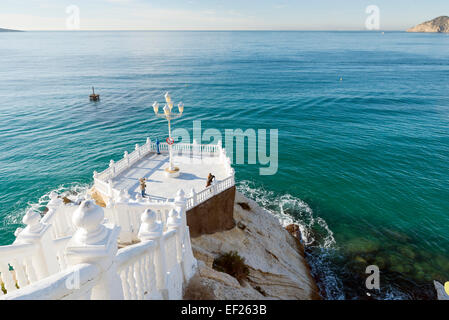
left=111, top=152, right=228, bottom=201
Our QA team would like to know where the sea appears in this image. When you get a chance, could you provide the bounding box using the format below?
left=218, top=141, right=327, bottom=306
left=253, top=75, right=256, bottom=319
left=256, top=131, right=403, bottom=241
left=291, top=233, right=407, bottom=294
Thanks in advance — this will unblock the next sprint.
left=0, top=31, right=448, bottom=300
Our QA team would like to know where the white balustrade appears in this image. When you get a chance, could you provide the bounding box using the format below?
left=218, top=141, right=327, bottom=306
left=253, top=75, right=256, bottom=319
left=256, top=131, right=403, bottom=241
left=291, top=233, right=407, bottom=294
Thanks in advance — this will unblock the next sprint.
left=0, top=263, right=101, bottom=300
left=116, top=240, right=161, bottom=300
left=0, top=242, right=38, bottom=295
left=1, top=189, right=198, bottom=300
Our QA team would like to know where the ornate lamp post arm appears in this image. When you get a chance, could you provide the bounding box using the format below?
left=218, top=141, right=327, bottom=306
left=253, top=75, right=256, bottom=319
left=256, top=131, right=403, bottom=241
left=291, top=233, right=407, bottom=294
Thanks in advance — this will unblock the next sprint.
left=152, top=92, right=184, bottom=174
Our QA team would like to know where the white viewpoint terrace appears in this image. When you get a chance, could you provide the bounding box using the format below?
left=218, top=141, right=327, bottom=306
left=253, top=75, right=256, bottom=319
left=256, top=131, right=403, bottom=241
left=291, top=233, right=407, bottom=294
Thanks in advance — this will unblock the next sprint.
left=93, top=138, right=234, bottom=208
left=0, top=94, right=236, bottom=300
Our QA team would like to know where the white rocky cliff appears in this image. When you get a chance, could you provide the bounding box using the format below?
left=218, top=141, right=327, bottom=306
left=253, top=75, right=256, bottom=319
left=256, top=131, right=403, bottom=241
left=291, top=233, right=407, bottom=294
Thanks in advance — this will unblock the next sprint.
left=184, top=192, right=320, bottom=300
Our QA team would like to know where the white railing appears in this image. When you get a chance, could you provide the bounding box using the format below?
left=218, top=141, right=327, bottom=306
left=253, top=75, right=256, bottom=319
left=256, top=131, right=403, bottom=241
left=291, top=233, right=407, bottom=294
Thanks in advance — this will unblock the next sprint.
left=93, top=139, right=225, bottom=202
left=186, top=175, right=235, bottom=210
left=104, top=201, right=179, bottom=244
left=0, top=208, right=74, bottom=297
left=0, top=263, right=101, bottom=300
left=116, top=240, right=161, bottom=300
left=0, top=242, right=39, bottom=295
left=1, top=190, right=197, bottom=300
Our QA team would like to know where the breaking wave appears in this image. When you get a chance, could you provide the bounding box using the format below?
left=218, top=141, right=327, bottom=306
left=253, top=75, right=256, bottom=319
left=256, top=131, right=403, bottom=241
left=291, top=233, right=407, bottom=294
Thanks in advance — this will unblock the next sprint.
left=5, top=183, right=90, bottom=226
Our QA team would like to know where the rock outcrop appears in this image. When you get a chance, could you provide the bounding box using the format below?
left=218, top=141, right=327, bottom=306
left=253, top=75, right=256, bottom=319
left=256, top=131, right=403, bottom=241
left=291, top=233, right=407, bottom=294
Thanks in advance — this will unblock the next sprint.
left=407, top=16, right=449, bottom=33
left=185, top=191, right=320, bottom=300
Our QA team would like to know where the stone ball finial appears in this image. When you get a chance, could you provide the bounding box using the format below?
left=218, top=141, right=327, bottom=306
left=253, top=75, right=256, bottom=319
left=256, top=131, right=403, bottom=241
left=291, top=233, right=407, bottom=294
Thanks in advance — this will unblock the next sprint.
left=124, top=151, right=128, bottom=158
left=138, top=209, right=162, bottom=241
left=117, top=189, right=125, bottom=203
left=135, top=143, right=139, bottom=150
left=47, top=191, right=63, bottom=208
left=175, top=189, right=186, bottom=206
left=190, top=188, right=196, bottom=196
left=167, top=209, right=181, bottom=230
left=109, top=160, right=115, bottom=167
left=175, top=189, right=185, bottom=200
left=72, top=200, right=106, bottom=245
left=49, top=191, right=58, bottom=200
left=140, top=208, right=156, bottom=226
left=146, top=137, right=151, bottom=144
left=14, top=227, right=23, bottom=237
left=93, top=171, right=98, bottom=178
left=22, top=209, right=43, bottom=233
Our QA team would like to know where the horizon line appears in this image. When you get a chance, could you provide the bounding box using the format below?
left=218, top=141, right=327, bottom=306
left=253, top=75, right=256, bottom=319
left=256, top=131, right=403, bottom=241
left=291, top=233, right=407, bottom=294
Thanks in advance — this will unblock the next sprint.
left=9, top=29, right=406, bottom=32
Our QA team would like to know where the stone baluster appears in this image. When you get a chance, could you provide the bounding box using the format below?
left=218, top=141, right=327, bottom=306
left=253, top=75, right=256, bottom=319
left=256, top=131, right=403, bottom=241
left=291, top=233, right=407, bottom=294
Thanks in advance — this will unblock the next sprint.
left=47, top=191, right=67, bottom=236
left=107, top=179, right=114, bottom=200
left=146, top=137, right=151, bottom=152
left=109, top=160, right=115, bottom=177
left=174, top=189, right=197, bottom=282
left=14, top=209, right=60, bottom=280
left=230, top=168, right=235, bottom=184
left=217, top=139, right=222, bottom=156
left=116, top=189, right=126, bottom=204
left=193, top=139, right=199, bottom=157
left=124, top=151, right=129, bottom=167
left=167, top=209, right=182, bottom=262
left=66, top=200, right=123, bottom=300
left=190, top=188, right=197, bottom=208
left=135, top=144, right=140, bottom=158
left=174, top=189, right=186, bottom=228
left=138, top=209, right=168, bottom=299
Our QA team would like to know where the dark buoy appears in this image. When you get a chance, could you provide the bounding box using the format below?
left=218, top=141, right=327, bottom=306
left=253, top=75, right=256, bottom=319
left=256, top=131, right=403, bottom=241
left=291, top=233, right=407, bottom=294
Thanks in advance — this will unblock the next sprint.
left=90, top=86, right=100, bottom=101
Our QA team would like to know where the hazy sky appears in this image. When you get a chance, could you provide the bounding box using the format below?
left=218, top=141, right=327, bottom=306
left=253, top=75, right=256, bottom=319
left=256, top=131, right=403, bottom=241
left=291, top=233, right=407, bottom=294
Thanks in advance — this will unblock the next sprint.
left=0, top=0, right=447, bottom=31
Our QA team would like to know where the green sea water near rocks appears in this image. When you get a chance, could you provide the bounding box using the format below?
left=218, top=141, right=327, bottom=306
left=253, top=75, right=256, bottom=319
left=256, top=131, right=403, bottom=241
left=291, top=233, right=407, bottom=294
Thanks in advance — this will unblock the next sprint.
left=0, top=31, right=448, bottom=299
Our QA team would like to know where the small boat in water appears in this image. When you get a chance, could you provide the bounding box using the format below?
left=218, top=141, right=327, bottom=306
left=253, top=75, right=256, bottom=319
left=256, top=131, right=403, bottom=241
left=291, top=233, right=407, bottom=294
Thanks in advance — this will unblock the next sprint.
left=89, top=86, right=100, bottom=101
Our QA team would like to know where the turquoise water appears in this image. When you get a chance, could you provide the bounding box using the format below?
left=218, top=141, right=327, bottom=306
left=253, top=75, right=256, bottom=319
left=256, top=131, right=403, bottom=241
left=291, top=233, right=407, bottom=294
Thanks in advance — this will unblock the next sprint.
left=0, top=31, right=448, bottom=299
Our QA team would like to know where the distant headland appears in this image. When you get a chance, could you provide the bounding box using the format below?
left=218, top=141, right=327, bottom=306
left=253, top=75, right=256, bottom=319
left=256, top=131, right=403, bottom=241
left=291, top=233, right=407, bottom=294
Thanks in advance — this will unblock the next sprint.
left=407, top=16, right=449, bottom=33
left=0, top=28, right=21, bottom=32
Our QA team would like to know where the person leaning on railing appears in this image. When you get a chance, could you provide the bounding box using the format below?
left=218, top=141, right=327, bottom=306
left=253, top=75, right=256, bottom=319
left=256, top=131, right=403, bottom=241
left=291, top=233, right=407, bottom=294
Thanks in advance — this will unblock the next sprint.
left=206, top=173, right=215, bottom=188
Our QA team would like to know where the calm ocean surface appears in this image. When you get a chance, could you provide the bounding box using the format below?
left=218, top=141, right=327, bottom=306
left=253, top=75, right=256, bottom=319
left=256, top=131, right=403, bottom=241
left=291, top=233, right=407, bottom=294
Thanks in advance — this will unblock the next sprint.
left=0, top=31, right=448, bottom=299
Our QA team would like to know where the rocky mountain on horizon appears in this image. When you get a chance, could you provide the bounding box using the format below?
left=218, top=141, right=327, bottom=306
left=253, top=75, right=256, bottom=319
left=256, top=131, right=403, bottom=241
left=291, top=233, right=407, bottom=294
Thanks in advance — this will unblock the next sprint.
left=407, top=16, right=449, bottom=33
left=0, top=28, right=20, bottom=32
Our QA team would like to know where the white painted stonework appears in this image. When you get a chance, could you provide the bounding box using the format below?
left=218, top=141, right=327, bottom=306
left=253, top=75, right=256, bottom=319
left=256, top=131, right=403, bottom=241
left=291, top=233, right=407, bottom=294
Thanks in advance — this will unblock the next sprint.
left=0, top=140, right=235, bottom=300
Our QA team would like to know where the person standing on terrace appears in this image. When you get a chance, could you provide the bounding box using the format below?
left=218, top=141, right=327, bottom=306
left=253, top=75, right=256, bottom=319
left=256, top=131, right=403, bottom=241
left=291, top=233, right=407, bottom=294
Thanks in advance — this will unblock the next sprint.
left=139, top=178, right=147, bottom=197
left=206, top=173, right=215, bottom=188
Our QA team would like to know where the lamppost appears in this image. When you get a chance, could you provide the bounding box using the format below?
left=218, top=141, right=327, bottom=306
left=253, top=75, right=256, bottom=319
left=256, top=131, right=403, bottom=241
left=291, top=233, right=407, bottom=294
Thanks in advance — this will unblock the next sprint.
left=152, top=92, right=184, bottom=178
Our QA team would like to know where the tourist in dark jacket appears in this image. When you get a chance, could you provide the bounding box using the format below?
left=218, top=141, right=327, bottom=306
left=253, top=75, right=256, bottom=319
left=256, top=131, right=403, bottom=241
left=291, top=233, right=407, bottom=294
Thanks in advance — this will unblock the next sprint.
left=206, top=173, right=215, bottom=188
